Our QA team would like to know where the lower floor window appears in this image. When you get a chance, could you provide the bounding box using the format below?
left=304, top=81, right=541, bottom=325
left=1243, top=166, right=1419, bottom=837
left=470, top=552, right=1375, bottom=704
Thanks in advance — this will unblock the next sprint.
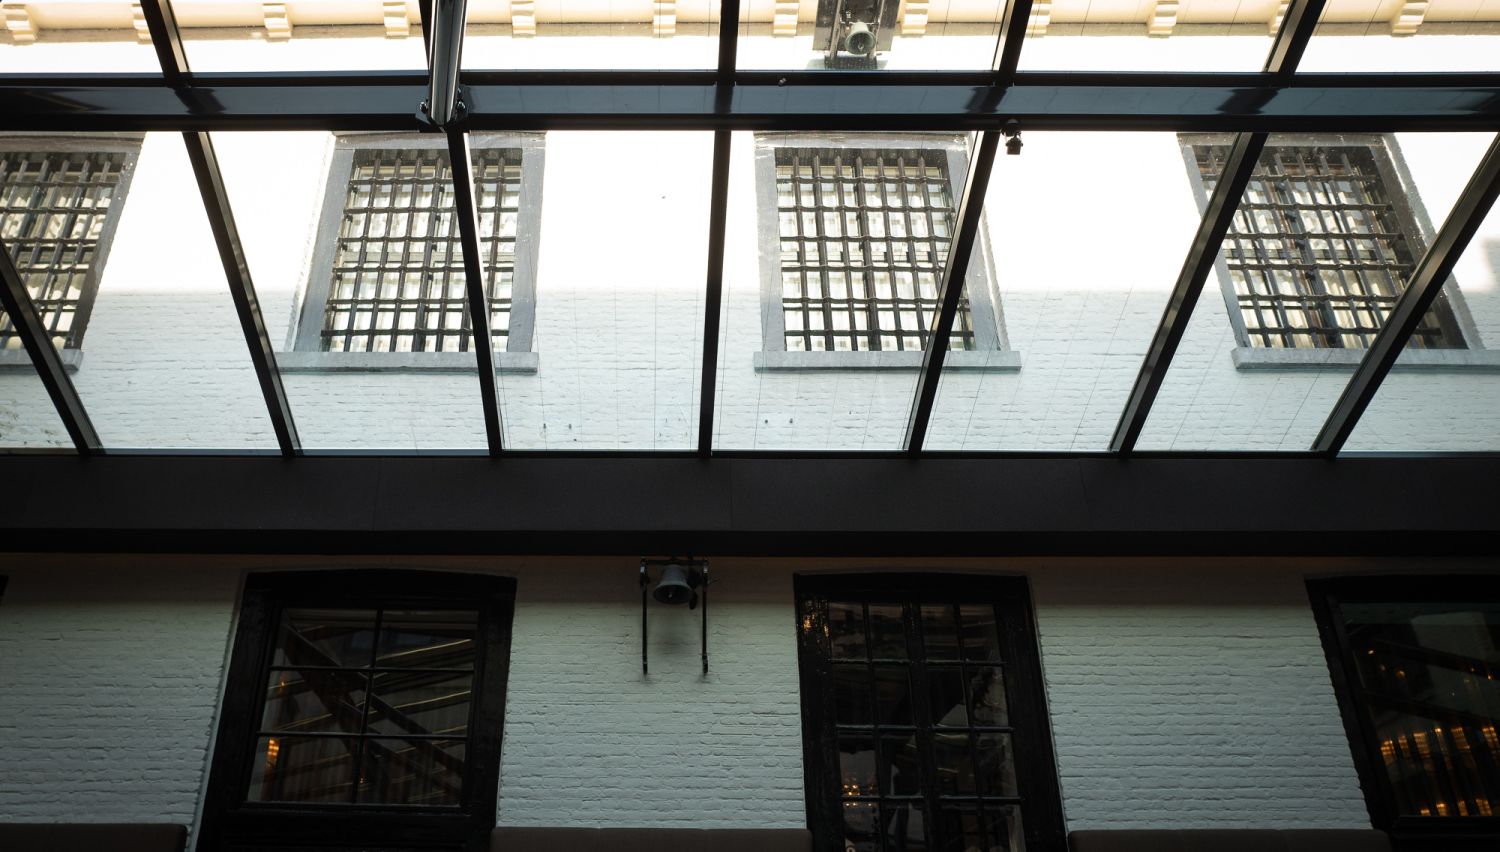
left=197, top=570, right=515, bottom=852
left=1310, top=576, right=1500, bottom=843
left=795, top=574, right=1066, bottom=852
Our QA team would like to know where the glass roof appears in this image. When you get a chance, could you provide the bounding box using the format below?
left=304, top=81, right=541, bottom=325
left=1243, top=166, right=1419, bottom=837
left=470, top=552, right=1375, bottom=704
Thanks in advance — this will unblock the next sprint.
left=1, top=0, right=1497, bottom=456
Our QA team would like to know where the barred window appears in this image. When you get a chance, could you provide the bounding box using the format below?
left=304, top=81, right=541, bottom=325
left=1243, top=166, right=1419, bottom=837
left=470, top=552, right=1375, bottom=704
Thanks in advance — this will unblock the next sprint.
left=1196, top=141, right=1466, bottom=350
left=319, top=147, right=521, bottom=354
left=0, top=149, right=134, bottom=351
left=775, top=147, right=975, bottom=353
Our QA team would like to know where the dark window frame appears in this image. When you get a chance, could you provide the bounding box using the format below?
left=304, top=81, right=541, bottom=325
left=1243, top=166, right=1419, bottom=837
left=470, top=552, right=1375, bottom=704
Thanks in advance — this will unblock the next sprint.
left=196, top=569, right=516, bottom=852
left=281, top=132, right=544, bottom=373
left=794, top=572, right=1066, bottom=852
left=1308, top=574, right=1500, bottom=851
left=1179, top=133, right=1485, bottom=361
left=754, top=133, right=1017, bottom=373
left=0, top=134, right=143, bottom=368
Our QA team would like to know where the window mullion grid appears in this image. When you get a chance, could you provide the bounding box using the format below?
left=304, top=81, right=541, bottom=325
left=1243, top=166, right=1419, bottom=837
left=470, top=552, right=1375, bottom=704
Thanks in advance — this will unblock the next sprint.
left=53, top=154, right=90, bottom=349
left=904, top=600, right=942, bottom=851
left=418, top=152, right=443, bottom=353
left=1249, top=160, right=1297, bottom=348
left=856, top=151, right=878, bottom=353
left=832, top=152, right=855, bottom=352
left=1276, top=147, right=1335, bottom=348
left=348, top=607, right=385, bottom=804
left=1320, top=148, right=1365, bottom=348
left=816, top=151, right=835, bottom=354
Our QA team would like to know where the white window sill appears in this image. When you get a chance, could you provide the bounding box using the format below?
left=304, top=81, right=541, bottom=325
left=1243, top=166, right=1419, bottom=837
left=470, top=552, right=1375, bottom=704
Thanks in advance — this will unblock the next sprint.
left=753, top=350, right=1022, bottom=372
left=277, top=351, right=538, bottom=373
left=1232, top=347, right=1500, bottom=371
left=0, top=348, right=83, bottom=372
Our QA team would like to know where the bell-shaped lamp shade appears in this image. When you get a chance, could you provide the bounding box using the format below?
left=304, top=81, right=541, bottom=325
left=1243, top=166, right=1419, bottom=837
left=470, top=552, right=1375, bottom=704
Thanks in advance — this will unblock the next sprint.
left=653, top=563, right=696, bottom=606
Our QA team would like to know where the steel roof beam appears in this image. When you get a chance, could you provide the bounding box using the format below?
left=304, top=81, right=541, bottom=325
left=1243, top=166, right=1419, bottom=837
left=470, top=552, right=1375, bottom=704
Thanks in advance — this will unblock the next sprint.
left=140, top=0, right=302, bottom=457
left=904, top=130, right=1001, bottom=453
left=2, top=76, right=1497, bottom=133
left=1313, top=133, right=1500, bottom=455
left=697, top=0, right=740, bottom=455
left=1109, top=0, right=1333, bottom=452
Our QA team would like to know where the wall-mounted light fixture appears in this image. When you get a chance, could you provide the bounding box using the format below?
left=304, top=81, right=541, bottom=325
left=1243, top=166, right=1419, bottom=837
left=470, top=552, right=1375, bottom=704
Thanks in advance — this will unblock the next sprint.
left=815, top=0, right=897, bottom=68
left=639, top=558, right=709, bottom=676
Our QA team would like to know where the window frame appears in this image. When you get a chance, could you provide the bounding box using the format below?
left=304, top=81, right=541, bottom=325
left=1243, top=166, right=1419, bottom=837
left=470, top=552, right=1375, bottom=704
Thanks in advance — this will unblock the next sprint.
left=279, top=131, right=544, bottom=374
left=196, top=569, right=516, bottom=852
left=793, top=572, right=1066, bottom=852
left=753, top=133, right=1018, bottom=373
left=1307, top=574, right=1500, bottom=850
left=1179, top=133, right=1496, bottom=370
left=0, top=133, right=143, bottom=371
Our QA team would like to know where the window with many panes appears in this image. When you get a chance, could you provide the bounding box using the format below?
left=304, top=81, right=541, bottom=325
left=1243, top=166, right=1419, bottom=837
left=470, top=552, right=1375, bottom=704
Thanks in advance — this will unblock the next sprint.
left=197, top=571, right=515, bottom=852
left=1187, top=136, right=1469, bottom=350
left=1309, top=576, right=1500, bottom=849
left=291, top=133, right=543, bottom=362
left=0, top=139, right=138, bottom=354
left=795, top=574, right=1065, bottom=852
left=755, top=135, right=1007, bottom=363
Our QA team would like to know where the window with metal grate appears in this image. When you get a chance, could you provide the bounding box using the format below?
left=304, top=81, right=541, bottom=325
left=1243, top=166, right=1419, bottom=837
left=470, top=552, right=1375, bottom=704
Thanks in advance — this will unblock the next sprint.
left=0, top=147, right=136, bottom=351
left=1193, top=139, right=1468, bottom=350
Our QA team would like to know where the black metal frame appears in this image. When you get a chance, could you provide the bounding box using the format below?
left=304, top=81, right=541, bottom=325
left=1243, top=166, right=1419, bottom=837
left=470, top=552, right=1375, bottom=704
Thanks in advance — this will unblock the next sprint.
left=195, top=569, right=516, bottom=852
left=2, top=0, right=1499, bottom=457
left=1307, top=575, right=1500, bottom=851
left=793, top=572, right=1066, bottom=852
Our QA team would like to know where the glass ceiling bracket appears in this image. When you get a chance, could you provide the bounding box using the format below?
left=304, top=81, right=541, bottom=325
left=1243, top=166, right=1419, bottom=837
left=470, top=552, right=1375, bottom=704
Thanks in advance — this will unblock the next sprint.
left=139, top=0, right=302, bottom=457
left=904, top=131, right=1002, bottom=454
left=1110, top=133, right=1269, bottom=454
left=0, top=240, right=101, bottom=453
left=1314, top=133, right=1500, bottom=456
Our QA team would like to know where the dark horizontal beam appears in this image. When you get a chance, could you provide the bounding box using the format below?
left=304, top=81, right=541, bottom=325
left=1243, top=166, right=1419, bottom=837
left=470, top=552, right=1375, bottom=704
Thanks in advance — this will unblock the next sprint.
left=2, top=75, right=1498, bottom=132
left=5, top=455, right=1500, bottom=556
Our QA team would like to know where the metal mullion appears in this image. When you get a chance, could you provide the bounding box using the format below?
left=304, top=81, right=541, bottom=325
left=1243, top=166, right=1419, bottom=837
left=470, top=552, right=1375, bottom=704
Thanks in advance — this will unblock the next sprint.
left=183, top=131, right=303, bottom=454
left=991, top=0, right=1036, bottom=79
left=856, top=152, right=879, bottom=352
left=446, top=129, right=505, bottom=454
left=255, top=729, right=458, bottom=741
left=415, top=154, right=442, bottom=352
left=1293, top=148, right=1343, bottom=346
left=368, top=152, right=401, bottom=354
left=904, top=600, right=942, bottom=851
left=835, top=156, right=860, bottom=352
left=815, top=152, right=835, bottom=353
left=1263, top=0, right=1328, bottom=78
left=697, top=128, right=732, bottom=455
left=1314, top=132, right=1500, bottom=455
left=904, top=131, right=1000, bottom=453
left=1270, top=150, right=1328, bottom=347
left=1110, top=132, right=1269, bottom=452
left=878, top=155, right=899, bottom=350
left=389, top=150, right=419, bottom=355
left=897, top=153, right=921, bottom=351
left=347, top=608, right=385, bottom=805
left=0, top=238, right=101, bottom=452
left=348, top=165, right=378, bottom=352
left=1324, top=149, right=1385, bottom=346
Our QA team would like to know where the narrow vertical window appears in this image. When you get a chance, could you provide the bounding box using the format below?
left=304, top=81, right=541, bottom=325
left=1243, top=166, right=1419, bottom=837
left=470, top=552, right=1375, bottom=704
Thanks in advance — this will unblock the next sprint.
left=796, top=575, right=1065, bottom=852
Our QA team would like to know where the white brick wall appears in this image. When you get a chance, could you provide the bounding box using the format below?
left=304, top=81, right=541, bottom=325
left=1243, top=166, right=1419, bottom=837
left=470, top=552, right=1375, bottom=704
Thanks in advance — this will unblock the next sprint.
left=0, top=563, right=239, bottom=825
left=1032, top=564, right=1369, bottom=829
left=0, top=558, right=1395, bottom=836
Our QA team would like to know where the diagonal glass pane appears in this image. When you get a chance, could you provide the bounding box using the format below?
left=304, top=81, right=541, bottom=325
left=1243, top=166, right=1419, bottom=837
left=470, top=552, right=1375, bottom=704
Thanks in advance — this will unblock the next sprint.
left=927, top=132, right=1201, bottom=451
left=713, top=131, right=979, bottom=450
left=0, top=0, right=161, bottom=73
left=1, top=132, right=279, bottom=450
left=463, top=0, right=722, bottom=70
left=1138, top=132, right=1492, bottom=451
left=1299, top=0, right=1500, bottom=73
left=1017, top=0, right=1279, bottom=72
left=0, top=340, right=72, bottom=449
left=174, top=0, right=428, bottom=72
left=214, top=130, right=497, bottom=451
left=491, top=131, right=711, bottom=450
left=737, top=0, right=1007, bottom=70
left=1343, top=135, right=1500, bottom=453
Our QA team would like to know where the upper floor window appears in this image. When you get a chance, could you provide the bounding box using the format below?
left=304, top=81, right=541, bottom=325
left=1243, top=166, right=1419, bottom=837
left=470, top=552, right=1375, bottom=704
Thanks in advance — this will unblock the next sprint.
left=290, top=133, right=543, bottom=364
left=198, top=570, right=515, bottom=851
left=0, top=141, right=139, bottom=353
left=1309, top=576, right=1500, bottom=846
left=1187, top=136, right=1469, bottom=350
left=755, top=134, right=1009, bottom=367
left=795, top=574, right=1065, bottom=852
